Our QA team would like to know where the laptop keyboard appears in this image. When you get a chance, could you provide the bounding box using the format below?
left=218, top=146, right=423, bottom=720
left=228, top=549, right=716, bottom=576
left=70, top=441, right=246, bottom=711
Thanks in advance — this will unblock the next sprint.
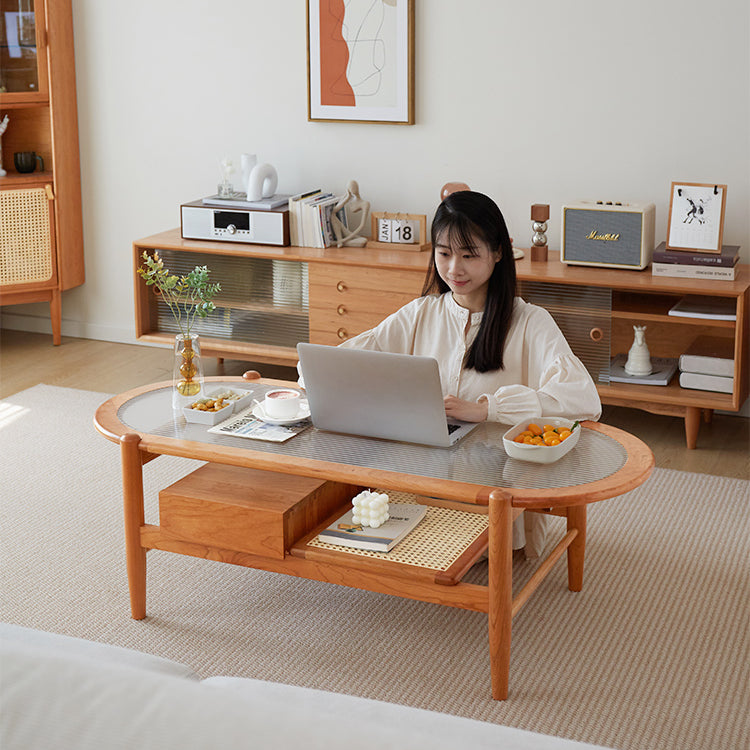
left=447, top=423, right=461, bottom=435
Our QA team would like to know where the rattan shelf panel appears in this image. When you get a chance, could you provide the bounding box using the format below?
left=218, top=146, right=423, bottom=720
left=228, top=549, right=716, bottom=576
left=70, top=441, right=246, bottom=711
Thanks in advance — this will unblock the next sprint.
left=308, top=495, right=488, bottom=571
left=0, top=188, right=52, bottom=286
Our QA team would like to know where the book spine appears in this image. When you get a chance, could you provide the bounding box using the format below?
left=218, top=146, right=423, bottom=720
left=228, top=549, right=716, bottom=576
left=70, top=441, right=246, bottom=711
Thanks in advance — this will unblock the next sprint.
left=679, top=358, right=734, bottom=378
left=652, top=252, right=737, bottom=267
left=652, top=263, right=736, bottom=280
left=679, top=372, right=734, bottom=394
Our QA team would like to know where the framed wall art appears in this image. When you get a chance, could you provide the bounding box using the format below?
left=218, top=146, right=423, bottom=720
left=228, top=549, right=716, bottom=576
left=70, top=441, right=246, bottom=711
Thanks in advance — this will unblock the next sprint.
left=307, top=0, right=415, bottom=124
left=666, top=182, right=727, bottom=253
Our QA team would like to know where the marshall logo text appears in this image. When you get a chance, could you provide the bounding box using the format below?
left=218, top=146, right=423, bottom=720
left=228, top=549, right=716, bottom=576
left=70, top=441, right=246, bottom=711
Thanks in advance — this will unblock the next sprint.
left=586, top=230, right=620, bottom=242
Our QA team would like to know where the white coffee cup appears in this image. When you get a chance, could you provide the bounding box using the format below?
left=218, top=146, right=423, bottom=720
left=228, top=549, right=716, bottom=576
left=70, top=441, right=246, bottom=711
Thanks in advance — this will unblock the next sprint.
left=263, top=389, right=301, bottom=419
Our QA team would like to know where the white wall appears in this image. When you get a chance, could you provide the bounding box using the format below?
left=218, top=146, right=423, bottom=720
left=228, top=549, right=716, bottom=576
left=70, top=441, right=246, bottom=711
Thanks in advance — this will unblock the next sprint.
left=2, top=0, right=749, bottom=342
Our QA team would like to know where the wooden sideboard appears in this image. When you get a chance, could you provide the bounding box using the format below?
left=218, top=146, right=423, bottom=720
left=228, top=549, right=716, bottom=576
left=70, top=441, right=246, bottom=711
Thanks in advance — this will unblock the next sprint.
left=133, top=229, right=749, bottom=448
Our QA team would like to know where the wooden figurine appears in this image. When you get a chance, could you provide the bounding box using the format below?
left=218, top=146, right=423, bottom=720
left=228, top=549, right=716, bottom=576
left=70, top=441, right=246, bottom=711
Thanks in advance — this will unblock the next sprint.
left=531, top=204, right=549, bottom=262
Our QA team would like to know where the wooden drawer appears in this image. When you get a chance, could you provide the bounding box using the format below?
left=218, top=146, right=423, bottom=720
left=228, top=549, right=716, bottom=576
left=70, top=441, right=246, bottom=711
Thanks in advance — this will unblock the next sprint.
left=309, top=263, right=424, bottom=344
left=159, top=464, right=357, bottom=559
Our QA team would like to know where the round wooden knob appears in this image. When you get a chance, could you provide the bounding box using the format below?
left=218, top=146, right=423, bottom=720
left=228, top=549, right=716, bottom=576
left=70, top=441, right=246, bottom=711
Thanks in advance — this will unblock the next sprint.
left=242, top=370, right=261, bottom=380
left=337, top=328, right=348, bottom=339
left=589, top=327, right=604, bottom=342
left=336, top=281, right=347, bottom=292
left=337, top=304, right=347, bottom=315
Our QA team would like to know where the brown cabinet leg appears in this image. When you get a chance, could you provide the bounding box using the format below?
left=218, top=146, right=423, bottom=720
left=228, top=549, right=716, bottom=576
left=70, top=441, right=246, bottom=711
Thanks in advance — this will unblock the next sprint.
left=488, top=490, right=514, bottom=700
left=50, top=289, right=62, bottom=346
left=566, top=505, right=587, bottom=592
left=684, top=407, right=701, bottom=450
left=120, top=433, right=147, bottom=619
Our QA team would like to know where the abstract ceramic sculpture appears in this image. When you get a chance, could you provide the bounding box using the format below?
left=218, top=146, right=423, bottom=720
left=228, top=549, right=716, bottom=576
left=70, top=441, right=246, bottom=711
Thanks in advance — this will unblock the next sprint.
left=332, top=180, right=370, bottom=247
left=625, top=325, right=653, bottom=376
left=0, top=115, right=9, bottom=177
left=242, top=153, right=278, bottom=201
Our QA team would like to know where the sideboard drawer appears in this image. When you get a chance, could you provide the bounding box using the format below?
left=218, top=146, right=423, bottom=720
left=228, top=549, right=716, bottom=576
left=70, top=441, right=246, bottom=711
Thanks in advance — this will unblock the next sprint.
left=309, top=263, right=424, bottom=344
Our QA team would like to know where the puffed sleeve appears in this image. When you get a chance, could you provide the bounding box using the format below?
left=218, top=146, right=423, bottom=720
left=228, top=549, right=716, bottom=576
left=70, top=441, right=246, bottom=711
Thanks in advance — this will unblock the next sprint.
left=481, top=305, right=602, bottom=423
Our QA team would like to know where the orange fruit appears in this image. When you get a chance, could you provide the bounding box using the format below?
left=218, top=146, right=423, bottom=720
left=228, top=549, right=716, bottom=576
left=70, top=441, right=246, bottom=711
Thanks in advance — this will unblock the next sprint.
left=558, top=430, right=572, bottom=440
left=527, top=423, right=543, bottom=436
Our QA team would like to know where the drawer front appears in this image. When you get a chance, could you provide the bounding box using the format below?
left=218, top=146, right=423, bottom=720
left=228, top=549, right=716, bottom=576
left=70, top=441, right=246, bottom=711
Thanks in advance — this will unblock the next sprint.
left=309, top=264, right=425, bottom=344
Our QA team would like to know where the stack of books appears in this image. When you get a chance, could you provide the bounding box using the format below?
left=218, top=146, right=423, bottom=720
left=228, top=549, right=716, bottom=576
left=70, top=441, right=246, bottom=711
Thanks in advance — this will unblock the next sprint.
left=287, top=190, right=347, bottom=248
left=678, top=336, right=735, bottom=393
left=651, top=242, right=740, bottom=281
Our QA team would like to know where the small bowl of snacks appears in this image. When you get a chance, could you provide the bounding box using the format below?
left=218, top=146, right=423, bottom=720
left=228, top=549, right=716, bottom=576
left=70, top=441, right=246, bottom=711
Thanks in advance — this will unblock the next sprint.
left=183, top=396, right=234, bottom=425
left=502, top=418, right=581, bottom=464
left=205, top=388, right=253, bottom=414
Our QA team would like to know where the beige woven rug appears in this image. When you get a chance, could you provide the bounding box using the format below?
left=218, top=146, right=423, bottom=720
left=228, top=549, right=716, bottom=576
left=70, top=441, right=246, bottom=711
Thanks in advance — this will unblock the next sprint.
left=1, top=385, right=748, bottom=750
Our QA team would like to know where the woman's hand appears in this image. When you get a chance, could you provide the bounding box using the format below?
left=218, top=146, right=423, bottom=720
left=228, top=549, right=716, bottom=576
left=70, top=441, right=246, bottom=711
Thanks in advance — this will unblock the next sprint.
left=444, top=394, right=488, bottom=423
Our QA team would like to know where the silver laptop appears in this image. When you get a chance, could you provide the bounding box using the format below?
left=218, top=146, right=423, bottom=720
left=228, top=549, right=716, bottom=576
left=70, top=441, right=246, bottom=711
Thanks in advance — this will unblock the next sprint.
left=297, top=343, right=479, bottom=447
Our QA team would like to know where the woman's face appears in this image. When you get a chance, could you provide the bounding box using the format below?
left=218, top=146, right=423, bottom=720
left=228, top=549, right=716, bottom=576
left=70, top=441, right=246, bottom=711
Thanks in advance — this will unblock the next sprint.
left=434, top=230, right=500, bottom=312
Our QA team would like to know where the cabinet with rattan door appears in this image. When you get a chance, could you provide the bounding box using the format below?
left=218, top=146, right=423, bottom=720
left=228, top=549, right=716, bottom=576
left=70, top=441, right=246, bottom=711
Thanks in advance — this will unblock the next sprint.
left=0, top=0, right=84, bottom=345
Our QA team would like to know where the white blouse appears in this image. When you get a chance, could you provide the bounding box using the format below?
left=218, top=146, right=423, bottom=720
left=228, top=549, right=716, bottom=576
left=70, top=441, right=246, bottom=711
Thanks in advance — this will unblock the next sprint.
left=339, top=293, right=602, bottom=423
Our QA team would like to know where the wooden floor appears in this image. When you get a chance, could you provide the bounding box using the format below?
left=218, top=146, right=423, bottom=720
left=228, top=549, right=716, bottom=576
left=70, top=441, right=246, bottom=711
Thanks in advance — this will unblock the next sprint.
left=1, top=328, right=748, bottom=480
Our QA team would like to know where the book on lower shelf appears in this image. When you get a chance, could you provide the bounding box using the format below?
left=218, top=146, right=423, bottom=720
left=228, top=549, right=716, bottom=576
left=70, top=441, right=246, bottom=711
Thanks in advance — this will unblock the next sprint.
left=652, top=242, right=740, bottom=267
left=668, top=296, right=737, bottom=321
left=652, top=262, right=737, bottom=281
left=679, top=336, right=735, bottom=378
left=316, top=502, right=427, bottom=552
left=605, top=354, right=678, bottom=386
left=678, top=371, right=734, bottom=394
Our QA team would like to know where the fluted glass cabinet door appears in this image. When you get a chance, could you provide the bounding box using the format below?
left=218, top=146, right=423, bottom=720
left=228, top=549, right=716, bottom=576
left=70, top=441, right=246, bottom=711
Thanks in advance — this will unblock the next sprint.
left=519, top=280, right=612, bottom=384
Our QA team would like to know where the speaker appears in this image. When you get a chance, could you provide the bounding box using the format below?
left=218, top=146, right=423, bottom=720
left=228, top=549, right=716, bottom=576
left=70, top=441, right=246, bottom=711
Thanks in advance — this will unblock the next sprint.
left=561, top=201, right=655, bottom=270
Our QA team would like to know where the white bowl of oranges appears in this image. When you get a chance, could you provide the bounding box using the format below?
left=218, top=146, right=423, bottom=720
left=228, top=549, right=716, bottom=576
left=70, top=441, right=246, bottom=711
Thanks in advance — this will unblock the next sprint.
left=502, top=417, right=581, bottom=464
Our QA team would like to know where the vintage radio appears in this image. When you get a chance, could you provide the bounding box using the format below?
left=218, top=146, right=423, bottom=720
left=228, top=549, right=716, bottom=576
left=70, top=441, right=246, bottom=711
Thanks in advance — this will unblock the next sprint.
left=561, top=201, right=655, bottom=270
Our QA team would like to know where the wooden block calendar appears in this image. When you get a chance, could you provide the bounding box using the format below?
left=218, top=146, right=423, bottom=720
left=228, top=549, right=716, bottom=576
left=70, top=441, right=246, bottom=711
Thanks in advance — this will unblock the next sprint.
left=366, top=212, right=431, bottom=252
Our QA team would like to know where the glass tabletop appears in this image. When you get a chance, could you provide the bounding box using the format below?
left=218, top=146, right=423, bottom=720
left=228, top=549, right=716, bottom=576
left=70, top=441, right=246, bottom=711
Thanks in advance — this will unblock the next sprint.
left=115, top=381, right=627, bottom=492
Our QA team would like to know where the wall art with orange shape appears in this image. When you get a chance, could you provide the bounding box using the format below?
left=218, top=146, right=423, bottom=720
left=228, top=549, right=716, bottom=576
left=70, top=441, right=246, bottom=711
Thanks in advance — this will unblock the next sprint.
left=307, top=0, right=414, bottom=124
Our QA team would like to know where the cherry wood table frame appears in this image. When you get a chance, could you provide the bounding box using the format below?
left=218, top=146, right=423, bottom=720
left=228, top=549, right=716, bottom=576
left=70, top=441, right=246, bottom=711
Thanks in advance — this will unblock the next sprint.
left=94, top=375, right=654, bottom=700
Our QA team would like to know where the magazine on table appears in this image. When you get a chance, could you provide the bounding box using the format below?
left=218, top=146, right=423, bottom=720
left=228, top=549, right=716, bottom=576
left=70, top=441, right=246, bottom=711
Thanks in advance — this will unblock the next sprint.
left=316, top=503, right=427, bottom=552
left=208, top=409, right=310, bottom=443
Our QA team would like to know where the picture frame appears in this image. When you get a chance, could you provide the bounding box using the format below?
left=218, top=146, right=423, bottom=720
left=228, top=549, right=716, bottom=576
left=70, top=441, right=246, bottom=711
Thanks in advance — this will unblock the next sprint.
left=307, top=0, right=415, bottom=125
left=666, top=182, right=727, bottom=254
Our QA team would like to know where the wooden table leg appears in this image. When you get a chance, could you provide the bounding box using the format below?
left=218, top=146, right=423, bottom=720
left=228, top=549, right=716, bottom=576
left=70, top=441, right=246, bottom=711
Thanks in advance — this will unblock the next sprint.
left=566, top=504, right=586, bottom=592
left=684, top=406, right=701, bottom=450
left=120, top=433, right=147, bottom=620
left=488, top=490, right=514, bottom=700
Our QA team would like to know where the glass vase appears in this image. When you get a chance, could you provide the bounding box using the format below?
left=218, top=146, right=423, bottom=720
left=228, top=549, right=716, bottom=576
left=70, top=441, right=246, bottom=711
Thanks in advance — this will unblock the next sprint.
left=173, top=333, right=204, bottom=409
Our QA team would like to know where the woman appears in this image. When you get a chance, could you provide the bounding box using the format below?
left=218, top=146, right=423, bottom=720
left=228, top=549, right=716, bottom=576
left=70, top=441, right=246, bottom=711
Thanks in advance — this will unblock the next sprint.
left=341, top=190, right=601, bottom=425
left=328, top=191, right=601, bottom=555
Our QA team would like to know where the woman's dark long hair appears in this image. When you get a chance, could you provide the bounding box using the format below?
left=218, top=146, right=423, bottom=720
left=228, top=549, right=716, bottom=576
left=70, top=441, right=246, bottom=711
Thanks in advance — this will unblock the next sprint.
left=422, top=191, right=516, bottom=372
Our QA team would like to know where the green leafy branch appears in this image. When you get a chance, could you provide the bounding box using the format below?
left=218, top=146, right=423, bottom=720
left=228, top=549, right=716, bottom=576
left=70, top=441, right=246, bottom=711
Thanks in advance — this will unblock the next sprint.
left=137, top=251, right=221, bottom=338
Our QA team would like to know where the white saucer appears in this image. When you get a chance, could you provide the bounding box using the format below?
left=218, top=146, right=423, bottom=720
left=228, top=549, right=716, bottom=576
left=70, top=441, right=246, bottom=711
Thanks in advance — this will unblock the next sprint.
left=252, top=401, right=311, bottom=426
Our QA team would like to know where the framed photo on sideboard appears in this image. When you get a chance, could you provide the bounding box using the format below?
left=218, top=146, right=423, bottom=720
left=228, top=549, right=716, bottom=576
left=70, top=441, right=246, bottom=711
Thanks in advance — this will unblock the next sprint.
left=666, top=182, right=727, bottom=253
